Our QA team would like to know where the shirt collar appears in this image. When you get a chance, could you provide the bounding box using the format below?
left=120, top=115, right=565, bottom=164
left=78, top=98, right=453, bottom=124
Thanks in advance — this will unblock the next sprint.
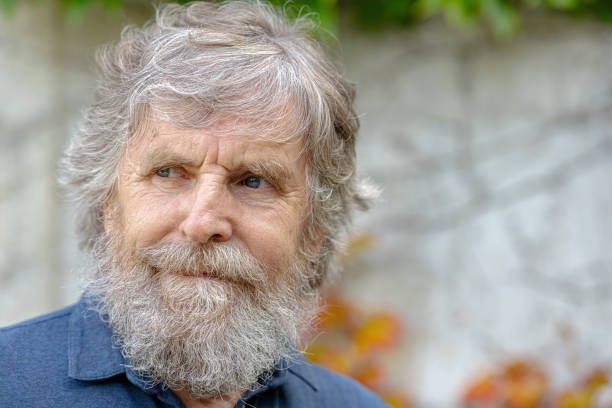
left=286, top=356, right=319, bottom=392
left=66, top=295, right=319, bottom=393
left=67, top=296, right=125, bottom=381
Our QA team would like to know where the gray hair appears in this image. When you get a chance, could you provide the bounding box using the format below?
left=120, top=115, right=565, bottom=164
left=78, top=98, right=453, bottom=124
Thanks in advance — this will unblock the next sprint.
left=60, top=0, right=376, bottom=287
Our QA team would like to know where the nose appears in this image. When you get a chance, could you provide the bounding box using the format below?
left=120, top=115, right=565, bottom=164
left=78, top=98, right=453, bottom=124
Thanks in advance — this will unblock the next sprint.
left=179, top=180, right=232, bottom=244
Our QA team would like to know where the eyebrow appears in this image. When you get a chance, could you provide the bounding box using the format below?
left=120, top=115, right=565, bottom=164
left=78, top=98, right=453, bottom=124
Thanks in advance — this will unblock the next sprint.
left=140, top=148, right=297, bottom=190
left=233, top=159, right=295, bottom=191
left=140, top=148, right=201, bottom=173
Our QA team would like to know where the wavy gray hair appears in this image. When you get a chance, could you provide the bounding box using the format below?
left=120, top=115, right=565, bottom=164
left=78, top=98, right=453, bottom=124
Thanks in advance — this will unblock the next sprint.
left=60, top=0, right=376, bottom=287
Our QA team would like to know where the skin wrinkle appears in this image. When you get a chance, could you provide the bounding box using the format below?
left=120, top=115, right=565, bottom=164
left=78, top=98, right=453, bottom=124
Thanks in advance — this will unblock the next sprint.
left=113, top=115, right=309, bottom=285
left=139, top=146, right=296, bottom=196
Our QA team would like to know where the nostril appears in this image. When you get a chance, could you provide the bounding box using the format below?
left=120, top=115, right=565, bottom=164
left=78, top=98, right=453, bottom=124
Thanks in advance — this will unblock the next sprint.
left=211, top=233, right=224, bottom=241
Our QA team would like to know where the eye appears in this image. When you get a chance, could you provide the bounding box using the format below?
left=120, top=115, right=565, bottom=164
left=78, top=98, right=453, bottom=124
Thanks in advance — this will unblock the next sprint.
left=241, top=175, right=271, bottom=189
left=155, top=167, right=182, bottom=178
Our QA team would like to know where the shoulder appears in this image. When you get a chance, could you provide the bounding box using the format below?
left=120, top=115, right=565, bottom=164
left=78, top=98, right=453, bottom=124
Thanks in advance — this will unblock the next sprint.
left=0, top=304, right=75, bottom=355
left=1, top=304, right=75, bottom=336
left=285, top=358, right=390, bottom=408
left=0, top=305, right=75, bottom=404
left=0, top=302, right=159, bottom=408
left=0, top=304, right=75, bottom=363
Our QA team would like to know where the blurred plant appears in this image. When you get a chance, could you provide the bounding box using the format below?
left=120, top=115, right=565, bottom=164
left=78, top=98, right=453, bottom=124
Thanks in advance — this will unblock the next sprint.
left=339, top=232, right=377, bottom=265
left=303, top=233, right=410, bottom=407
left=462, top=359, right=612, bottom=408
left=552, top=370, right=611, bottom=408
left=462, top=360, right=549, bottom=408
left=306, top=291, right=411, bottom=408
left=5, top=0, right=612, bottom=39
left=348, top=0, right=612, bottom=39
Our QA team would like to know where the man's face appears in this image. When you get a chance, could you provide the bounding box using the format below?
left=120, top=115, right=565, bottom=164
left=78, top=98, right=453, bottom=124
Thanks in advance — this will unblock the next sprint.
left=94, top=118, right=317, bottom=398
left=111, top=118, right=308, bottom=280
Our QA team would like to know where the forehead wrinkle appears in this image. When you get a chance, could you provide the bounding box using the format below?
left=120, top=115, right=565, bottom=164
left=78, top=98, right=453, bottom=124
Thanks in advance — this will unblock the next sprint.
left=141, top=119, right=226, bottom=170
left=139, top=116, right=307, bottom=174
left=140, top=146, right=203, bottom=172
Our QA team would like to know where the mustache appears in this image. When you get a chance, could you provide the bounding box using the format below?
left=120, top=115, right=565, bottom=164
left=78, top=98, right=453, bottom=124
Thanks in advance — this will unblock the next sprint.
left=135, top=241, right=269, bottom=286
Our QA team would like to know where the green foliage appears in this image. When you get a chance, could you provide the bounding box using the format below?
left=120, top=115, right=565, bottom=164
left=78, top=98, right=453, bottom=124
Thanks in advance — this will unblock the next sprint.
left=1, top=0, right=16, bottom=15
left=4, top=0, right=612, bottom=39
left=350, top=0, right=417, bottom=28
left=343, top=0, right=612, bottom=39
left=267, top=0, right=338, bottom=32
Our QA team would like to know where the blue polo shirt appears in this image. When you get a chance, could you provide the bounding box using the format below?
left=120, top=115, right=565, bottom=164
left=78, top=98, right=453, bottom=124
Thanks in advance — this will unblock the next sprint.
left=0, top=296, right=388, bottom=407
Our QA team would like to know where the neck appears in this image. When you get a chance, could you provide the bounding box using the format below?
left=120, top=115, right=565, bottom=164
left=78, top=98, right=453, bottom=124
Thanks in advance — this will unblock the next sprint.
left=173, top=389, right=242, bottom=408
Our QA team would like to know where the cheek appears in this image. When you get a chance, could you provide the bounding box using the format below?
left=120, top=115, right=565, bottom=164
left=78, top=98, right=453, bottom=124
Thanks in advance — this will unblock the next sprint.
left=239, top=207, right=303, bottom=270
left=119, top=191, right=184, bottom=247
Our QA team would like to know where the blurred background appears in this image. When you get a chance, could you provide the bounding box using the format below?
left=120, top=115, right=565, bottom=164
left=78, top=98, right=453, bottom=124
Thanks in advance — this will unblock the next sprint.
left=2, top=0, right=612, bottom=407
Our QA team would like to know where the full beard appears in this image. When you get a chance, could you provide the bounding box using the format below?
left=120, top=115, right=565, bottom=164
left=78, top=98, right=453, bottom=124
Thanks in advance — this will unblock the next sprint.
left=83, top=230, right=319, bottom=399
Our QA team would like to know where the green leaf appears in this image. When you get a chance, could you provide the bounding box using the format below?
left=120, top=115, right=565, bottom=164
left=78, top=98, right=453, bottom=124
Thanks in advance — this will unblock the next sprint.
left=443, top=0, right=478, bottom=30
left=312, top=0, right=338, bottom=32
left=483, top=0, right=519, bottom=39
left=547, top=0, right=579, bottom=11
left=413, top=0, right=444, bottom=19
left=523, top=0, right=543, bottom=7
left=62, top=0, right=92, bottom=23
left=2, top=0, right=16, bottom=15
left=101, top=0, right=122, bottom=11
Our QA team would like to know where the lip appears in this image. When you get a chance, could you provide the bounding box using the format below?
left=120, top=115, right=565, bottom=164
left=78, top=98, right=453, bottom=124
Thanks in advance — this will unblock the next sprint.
left=160, top=268, right=244, bottom=287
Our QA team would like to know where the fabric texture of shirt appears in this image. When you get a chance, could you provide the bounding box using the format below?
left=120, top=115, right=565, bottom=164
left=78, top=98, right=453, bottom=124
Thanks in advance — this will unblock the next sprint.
left=0, top=296, right=389, bottom=408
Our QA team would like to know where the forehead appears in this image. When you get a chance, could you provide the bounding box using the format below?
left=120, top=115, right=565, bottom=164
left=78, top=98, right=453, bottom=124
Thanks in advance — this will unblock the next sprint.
left=126, top=117, right=306, bottom=170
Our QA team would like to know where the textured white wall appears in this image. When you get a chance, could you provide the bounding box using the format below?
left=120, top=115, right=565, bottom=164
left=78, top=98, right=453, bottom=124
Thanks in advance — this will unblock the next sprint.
left=2, top=4, right=612, bottom=406
left=340, top=16, right=612, bottom=405
left=1, top=2, right=147, bottom=325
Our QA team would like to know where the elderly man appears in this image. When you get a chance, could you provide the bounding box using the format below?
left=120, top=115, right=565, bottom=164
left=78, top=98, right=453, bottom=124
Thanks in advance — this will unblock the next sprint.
left=0, top=1, right=386, bottom=407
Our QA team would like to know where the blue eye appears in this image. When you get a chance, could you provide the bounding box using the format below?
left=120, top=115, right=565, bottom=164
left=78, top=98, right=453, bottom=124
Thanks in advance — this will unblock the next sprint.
left=155, top=167, right=180, bottom=178
left=243, top=176, right=262, bottom=188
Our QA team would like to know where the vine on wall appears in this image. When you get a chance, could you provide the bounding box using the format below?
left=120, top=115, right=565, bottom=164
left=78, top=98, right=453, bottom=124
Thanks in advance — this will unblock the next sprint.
left=462, top=360, right=612, bottom=408
left=306, top=291, right=411, bottom=408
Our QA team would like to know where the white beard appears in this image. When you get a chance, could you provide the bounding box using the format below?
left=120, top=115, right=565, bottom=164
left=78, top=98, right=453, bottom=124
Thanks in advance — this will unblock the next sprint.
left=83, top=232, right=318, bottom=399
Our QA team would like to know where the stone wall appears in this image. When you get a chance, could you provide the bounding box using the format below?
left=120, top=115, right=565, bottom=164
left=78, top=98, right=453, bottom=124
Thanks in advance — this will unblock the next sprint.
left=340, top=15, right=612, bottom=405
left=2, top=4, right=612, bottom=406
